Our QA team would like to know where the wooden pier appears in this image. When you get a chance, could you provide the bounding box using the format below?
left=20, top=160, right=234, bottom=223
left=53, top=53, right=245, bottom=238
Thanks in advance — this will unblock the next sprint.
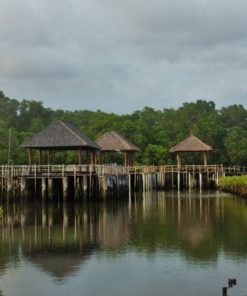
left=0, top=164, right=246, bottom=200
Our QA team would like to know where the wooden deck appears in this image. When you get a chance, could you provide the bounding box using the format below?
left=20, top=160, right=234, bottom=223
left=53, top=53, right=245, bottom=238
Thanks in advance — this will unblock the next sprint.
left=0, top=164, right=246, bottom=199
left=0, top=164, right=246, bottom=177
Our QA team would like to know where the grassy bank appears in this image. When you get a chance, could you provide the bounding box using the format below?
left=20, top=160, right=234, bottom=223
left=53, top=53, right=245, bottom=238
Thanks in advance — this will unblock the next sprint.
left=219, top=176, right=247, bottom=196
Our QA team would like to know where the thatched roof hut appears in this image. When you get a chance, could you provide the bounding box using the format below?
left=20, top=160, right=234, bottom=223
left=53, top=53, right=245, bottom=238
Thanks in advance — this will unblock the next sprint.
left=96, top=131, right=140, bottom=166
left=169, top=134, right=212, bottom=166
left=96, top=131, right=140, bottom=152
left=22, top=120, right=100, bottom=165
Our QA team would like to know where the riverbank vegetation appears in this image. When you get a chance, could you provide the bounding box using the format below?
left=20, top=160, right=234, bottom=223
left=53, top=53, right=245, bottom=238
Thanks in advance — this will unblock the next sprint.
left=219, top=176, right=247, bottom=196
left=1, top=90, right=247, bottom=165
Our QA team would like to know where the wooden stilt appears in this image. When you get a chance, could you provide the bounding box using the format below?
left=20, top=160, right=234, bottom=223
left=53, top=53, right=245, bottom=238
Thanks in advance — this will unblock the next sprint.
left=171, top=167, right=174, bottom=188
left=21, top=177, right=26, bottom=193
left=177, top=171, right=180, bottom=190
left=128, top=174, right=131, bottom=202
left=204, top=152, right=208, bottom=167
left=39, top=150, right=42, bottom=166
left=41, top=177, right=46, bottom=199
left=199, top=171, right=202, bottom=190
left=48, top=178, right=53, bottom=199
left=28, top=148, right=32, bottom=166
left=124, top=152, right=127, bottom=167
left=63, top=177, right=68, bottom=200
left=78, top=148, right=82, bottom=165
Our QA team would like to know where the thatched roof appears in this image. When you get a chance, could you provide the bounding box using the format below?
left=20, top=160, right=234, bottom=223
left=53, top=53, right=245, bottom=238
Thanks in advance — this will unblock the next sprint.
left=22, top=120, right=100, bottom=150
left=96, top=131, right=141, bottom=152
left=169, top=134, right=212, bottom=153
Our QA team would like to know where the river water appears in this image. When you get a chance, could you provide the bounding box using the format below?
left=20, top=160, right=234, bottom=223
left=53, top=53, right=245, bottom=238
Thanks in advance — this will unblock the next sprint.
left=0, top=191, right=247, bottom=296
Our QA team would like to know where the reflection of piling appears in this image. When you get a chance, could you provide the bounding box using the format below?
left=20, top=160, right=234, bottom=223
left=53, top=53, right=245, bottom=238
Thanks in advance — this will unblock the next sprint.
left=222, top=279, right=237, bottom=296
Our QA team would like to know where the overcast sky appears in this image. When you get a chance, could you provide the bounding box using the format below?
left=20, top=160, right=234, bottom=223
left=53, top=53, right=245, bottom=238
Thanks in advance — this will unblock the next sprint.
left=0, top=0, right=247, bottom=113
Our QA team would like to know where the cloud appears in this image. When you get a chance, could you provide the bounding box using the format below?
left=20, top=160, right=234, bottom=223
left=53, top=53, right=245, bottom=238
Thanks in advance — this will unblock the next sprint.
left=0, top=0, right=247, bottom=113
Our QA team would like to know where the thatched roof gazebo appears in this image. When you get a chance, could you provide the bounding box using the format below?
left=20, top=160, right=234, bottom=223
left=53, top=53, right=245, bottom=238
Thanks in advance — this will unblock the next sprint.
left=96, top=131, right=140, bottom=166
left=169, top=134, right=212, bottom=167
left=22, top=120, right=100, bottom=165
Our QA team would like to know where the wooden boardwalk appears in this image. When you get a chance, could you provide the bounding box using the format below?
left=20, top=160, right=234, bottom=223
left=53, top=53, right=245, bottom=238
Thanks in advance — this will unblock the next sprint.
left=1, top=163, right=246, bottom=176
left=0, top=164, right=246, bottom=200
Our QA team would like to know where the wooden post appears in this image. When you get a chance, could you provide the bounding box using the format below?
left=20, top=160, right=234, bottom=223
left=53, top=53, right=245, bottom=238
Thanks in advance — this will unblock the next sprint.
left=124, top=152, right=127, bottom=167
left=90, top=151, right=97, bottom=165
left=39, top=150, right=42, bottom=166
left=177, top=171, right=180, bottom=190
left=188, top=173, right=191, bottom=189
left=222, top=287, right=227, bottom=296
left=185, top=165, right=188, bottom=188
left=176, top=152, right=181, bottom=168
left=132, top=153, right=135, bottom=167
left=142, top=173, right=145, bottom=192
left=41, top=177, right=46, bottom=199
left=63, top=177, right=68, bottom=200
left=216, top=171, right=219, bottom=186
left=171, top=167, right=174, bottom=188
left=78, top=148, right=82, bottom=165
left=21, top=177, right=26, bottom=194
left=48, top=150, right=52, bottom=166
left=204, top=152, right=208, bottom=166
left=7, top=177, right=12, bottom=192
left=34, top=164, right=37, bottom=194
left=48, top=178, right=53, bottom=199
left=28, top=148, right=32, bottom=165
left=99, top=152, right=103, bottom=165
left=192, top=165, right=195, bottom=186
left=128, top=174, right=131, bottom=202
left=74, top=165, right=77, bottom=194
left=199, top=171, right=202, bottom=190
left=128, top=152, right=131, bottom=167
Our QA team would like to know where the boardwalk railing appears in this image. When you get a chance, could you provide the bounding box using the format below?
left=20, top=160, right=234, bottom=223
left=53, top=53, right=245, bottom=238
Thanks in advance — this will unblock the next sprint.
left=0, top=164, right=246, bottom=177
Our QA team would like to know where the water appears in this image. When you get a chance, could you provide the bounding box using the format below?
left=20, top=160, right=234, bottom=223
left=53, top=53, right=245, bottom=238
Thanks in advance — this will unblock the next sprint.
left=1, top=191, right=247, bottom=296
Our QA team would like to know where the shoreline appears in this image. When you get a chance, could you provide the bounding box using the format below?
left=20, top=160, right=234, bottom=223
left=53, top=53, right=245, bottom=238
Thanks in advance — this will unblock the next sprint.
left=219, top=176, right=247, bottom=197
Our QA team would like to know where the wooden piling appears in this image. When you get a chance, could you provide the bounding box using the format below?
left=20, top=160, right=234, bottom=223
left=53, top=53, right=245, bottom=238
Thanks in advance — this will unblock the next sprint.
left=0, top=164, right=245, bottom=199
left=62, top=177, right=68, bottom=200
left=199, top=171, right=202, bottom=190
left=177, top=171, right=180, bottom=190
left=48, top=178, right=53, bottom=199
left=41, top=177, right=46, bottom=199
left=21, top=177, right=26, bottom=194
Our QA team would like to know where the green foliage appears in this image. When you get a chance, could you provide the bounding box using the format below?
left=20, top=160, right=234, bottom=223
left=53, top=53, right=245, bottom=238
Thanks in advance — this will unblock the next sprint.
left=0, top=90, right=247, bottom=165
left=219, top=176, right=247, bottom=196
left=224, top=126, right=247, bottom=164
left=0, top=207, right=3, bottom=218
left=142, top=144, right=170, bottom=165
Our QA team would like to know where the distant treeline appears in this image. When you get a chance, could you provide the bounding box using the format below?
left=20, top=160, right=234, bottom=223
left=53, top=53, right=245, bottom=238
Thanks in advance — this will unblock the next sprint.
left=0, top=90, right=247, bottom=165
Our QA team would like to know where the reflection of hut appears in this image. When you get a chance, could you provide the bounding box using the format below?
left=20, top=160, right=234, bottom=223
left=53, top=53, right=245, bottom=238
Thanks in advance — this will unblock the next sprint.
left=22, top=120, right=100, bottom=165
left=169, top=134, right=212, bottom=167
left=96, top=131, right=140, bottom=166
left=26, top=246, right=95, bottom=281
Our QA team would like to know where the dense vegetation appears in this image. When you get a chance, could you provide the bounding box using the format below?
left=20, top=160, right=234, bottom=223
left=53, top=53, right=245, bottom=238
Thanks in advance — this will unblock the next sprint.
left=219, top=176, right=247, bottom=196
left=0, top=90, right=247, bottom=165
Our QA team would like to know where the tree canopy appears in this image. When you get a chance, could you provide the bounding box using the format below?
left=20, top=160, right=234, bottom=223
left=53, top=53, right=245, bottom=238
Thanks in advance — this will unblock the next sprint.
left=0, top=90, right=246, bottom=165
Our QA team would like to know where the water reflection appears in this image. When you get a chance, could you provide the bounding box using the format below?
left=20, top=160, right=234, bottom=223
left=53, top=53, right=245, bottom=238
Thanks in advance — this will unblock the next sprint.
left=1, top=190, right=247, bottom=282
